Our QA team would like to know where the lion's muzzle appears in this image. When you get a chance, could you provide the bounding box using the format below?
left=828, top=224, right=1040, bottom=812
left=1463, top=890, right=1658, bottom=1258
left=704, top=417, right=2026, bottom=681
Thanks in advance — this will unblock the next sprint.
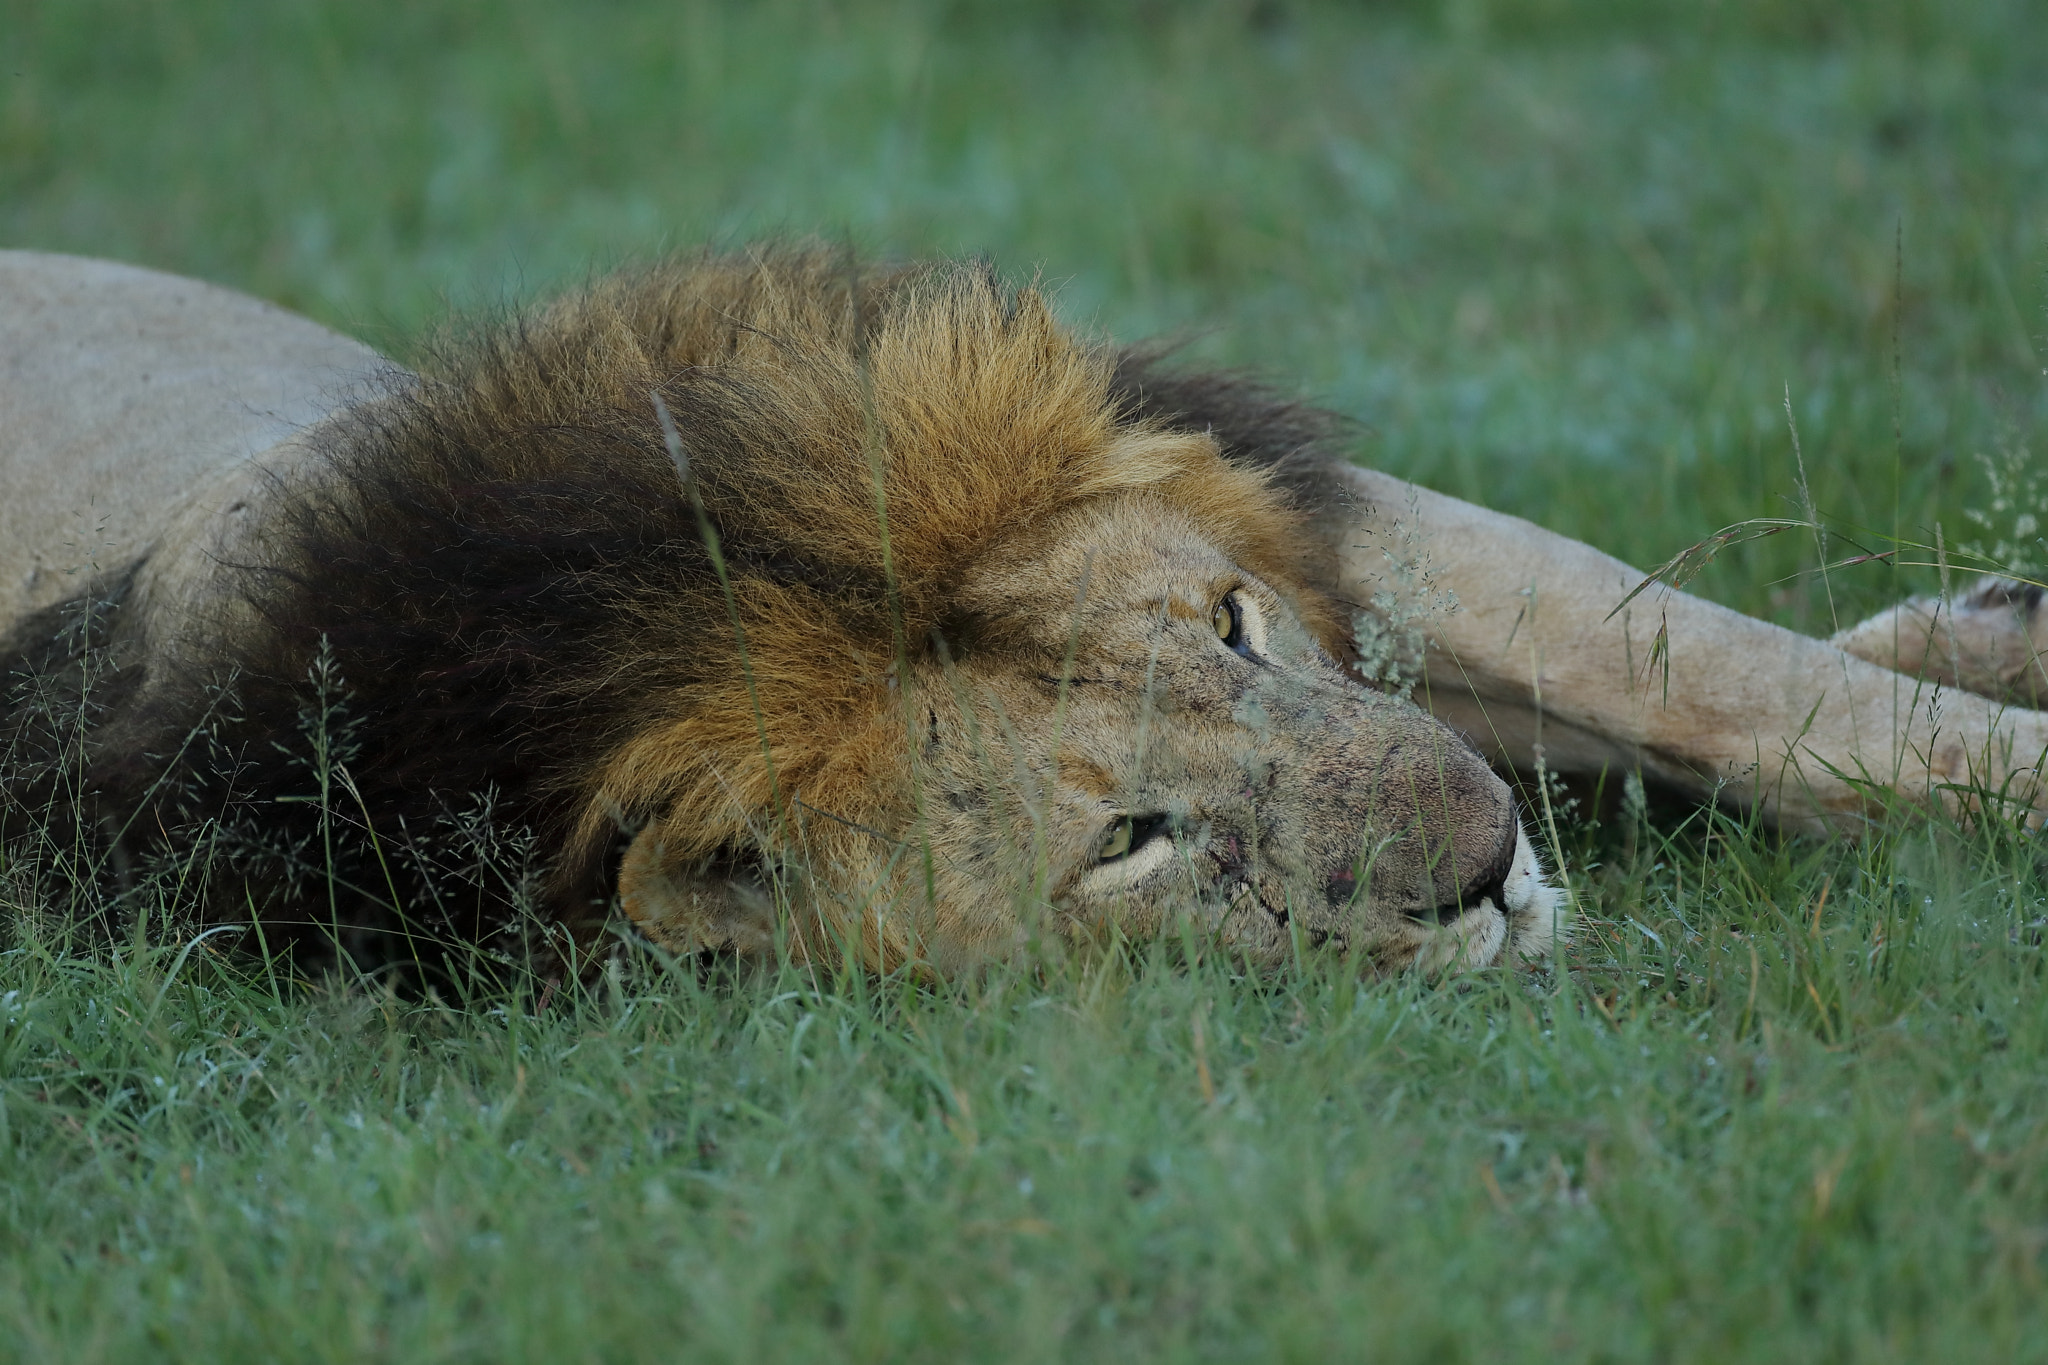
left=1384, top=812, right=1518, bottom=925
left=1277, top=685, right=1560, bottom=970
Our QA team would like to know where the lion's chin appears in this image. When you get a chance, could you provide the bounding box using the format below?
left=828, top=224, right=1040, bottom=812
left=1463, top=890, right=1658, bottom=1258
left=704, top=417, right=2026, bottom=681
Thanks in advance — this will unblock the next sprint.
left=1412, top=902, right=1509, bottom=972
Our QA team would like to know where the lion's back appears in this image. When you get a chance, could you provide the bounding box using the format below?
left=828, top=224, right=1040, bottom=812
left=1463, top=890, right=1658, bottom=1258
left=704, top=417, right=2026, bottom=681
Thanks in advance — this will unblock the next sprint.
left=0, top=251, right=388, bottom=627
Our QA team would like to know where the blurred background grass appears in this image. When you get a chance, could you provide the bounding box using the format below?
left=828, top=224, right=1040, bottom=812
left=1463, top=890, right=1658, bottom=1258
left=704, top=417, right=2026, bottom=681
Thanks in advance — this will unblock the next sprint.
left=8, top=0, right=2046, bottom=623
left=6, top=3, right=2048, bottom=1361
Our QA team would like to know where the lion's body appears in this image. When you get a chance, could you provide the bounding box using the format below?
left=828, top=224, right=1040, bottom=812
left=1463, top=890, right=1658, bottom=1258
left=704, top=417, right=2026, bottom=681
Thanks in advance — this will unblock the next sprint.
left=0, top=248, right=1555, bottom=974
left=0, top=254, right=381, bottom=625
left=4, top=247, right=2044, bottom=977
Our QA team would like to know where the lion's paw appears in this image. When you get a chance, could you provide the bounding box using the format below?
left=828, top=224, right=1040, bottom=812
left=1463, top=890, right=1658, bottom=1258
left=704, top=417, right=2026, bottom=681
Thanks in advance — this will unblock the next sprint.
left=1831, top=574, right=2048, bottom=707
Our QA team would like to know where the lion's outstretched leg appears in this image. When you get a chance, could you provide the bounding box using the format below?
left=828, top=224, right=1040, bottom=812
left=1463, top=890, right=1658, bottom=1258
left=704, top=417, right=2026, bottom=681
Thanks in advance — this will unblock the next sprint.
left=1322, top=465, right=2048, bottom=834
left=1830, top=577, right=2048, bottom=707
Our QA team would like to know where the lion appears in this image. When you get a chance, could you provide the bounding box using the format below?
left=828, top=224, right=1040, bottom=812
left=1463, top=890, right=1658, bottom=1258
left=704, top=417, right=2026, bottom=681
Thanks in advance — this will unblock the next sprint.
left=3, top=246, right=2044, bottom=977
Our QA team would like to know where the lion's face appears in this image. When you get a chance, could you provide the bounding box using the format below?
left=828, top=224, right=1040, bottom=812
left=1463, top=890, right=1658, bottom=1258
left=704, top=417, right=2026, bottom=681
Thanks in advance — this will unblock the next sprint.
left=911, top=491, right=1562, bottom=972
left=595, top=254, right=1560, bottom=975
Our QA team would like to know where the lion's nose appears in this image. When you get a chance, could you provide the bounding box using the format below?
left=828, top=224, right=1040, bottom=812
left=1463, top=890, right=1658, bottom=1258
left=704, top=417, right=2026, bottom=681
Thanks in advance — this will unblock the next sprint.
left=1405, top=819, right=1518, bottom=925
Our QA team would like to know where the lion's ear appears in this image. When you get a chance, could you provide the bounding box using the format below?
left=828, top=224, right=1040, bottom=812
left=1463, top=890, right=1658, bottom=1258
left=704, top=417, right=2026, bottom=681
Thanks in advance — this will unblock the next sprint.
left=618, top=824, right=778, bottom=957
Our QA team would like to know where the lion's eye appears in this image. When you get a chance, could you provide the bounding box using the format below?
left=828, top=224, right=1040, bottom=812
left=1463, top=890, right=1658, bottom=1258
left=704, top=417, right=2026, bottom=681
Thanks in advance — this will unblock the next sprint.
left=1096, top=813, right=1171, bottom=862
left=1213, top=593, right=1247, bottom=654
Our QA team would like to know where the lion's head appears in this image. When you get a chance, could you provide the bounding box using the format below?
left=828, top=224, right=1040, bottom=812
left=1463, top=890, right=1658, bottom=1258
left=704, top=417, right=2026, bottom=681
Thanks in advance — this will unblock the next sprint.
left=559, top=251, right=1563, bottom=972
left=109, top=246, right=1559, bottom=974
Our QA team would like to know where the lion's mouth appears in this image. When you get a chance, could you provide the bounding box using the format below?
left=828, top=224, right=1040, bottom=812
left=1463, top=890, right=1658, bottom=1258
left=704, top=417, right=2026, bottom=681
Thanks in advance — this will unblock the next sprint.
left=1094, top=822, right=1564, bottom=970
left=1354, top=825, right=1566, bottom=972
left=1414, top=825, right=1568, bottom=970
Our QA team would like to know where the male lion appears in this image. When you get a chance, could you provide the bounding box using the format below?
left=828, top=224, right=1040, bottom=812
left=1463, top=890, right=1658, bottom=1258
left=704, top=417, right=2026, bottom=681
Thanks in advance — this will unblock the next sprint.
left=2, top=247, right=2043, bottom=976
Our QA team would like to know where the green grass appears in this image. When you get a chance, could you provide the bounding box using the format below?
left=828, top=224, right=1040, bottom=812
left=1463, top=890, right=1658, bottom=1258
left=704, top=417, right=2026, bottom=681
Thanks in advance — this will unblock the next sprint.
left=4, top=0, right=2048, bottom=1359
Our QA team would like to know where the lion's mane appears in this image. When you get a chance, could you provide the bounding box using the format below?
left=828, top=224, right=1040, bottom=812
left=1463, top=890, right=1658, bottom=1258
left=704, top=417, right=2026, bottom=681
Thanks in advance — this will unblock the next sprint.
left=6, top=246, right=1355, bottom=966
